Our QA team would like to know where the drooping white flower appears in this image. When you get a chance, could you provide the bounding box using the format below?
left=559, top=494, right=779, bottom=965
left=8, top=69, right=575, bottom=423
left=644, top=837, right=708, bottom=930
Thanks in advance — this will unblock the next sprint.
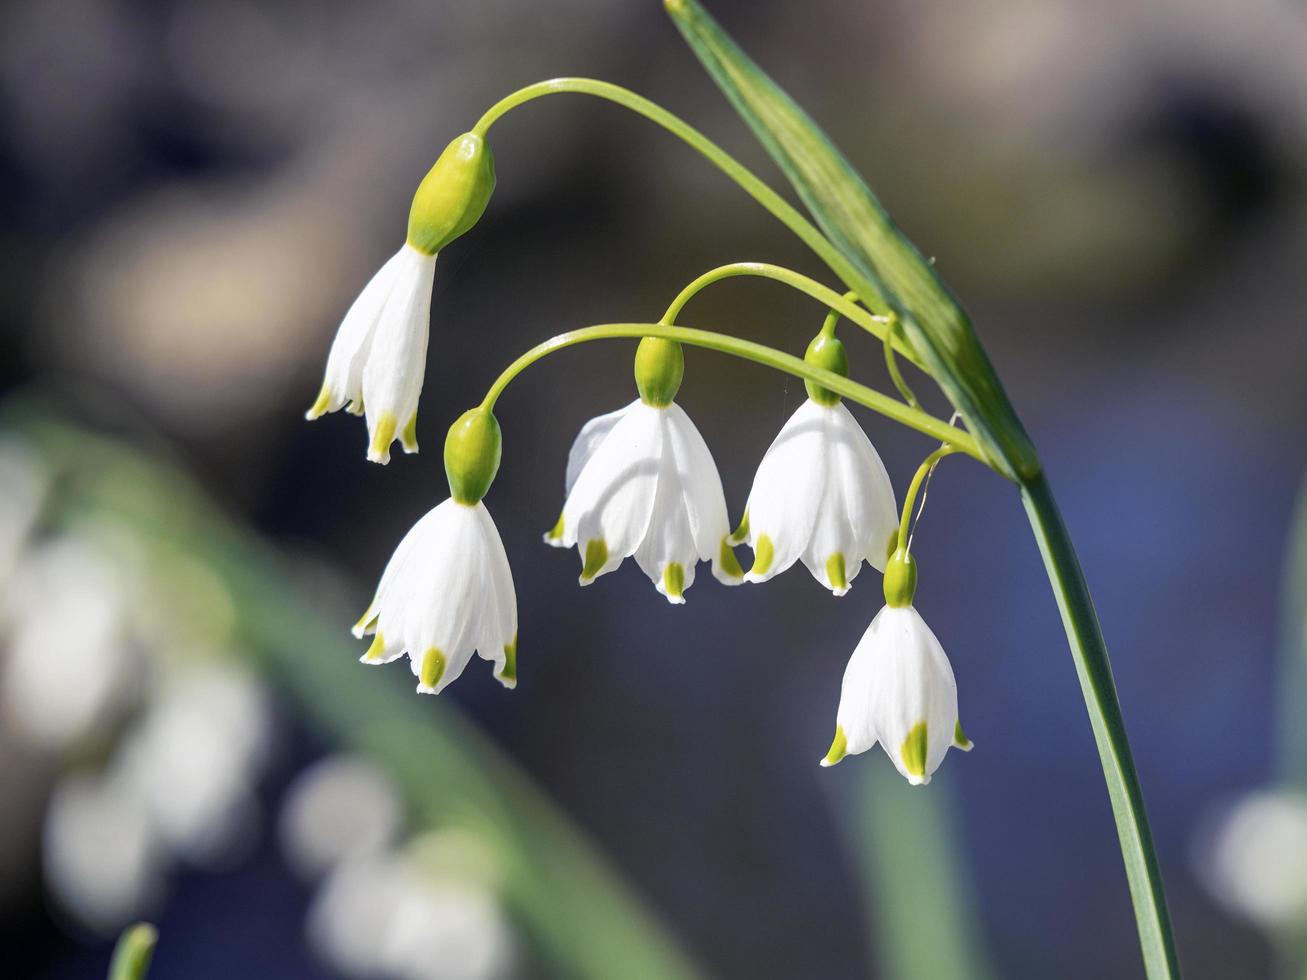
left=44, top=765, right=166, bottom=935
left=546, top=399, right=742, bottom=602
left=822, top=570, right=971, bottom=784
left=355, top=499, right=517, bottom=692
left=119, top=662, right=271, bottom=867
left=4, top=534, right=138, bottom=748
left=306, top=243, right=437, bottom=464
left=306, top=131, right=496, bottom=465
left=734, top=397, right=897, bottom=595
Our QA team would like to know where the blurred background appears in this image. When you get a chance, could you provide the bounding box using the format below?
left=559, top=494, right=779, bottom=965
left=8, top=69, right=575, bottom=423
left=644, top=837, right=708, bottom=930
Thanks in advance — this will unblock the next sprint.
left=2, top=0, right=1306, bottom=977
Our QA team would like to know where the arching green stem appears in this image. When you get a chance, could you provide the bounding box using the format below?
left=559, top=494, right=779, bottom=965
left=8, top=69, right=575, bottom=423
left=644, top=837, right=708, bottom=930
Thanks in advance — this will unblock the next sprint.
left=478, top=322, right=984, bottom=462
left=819, top=289, right=859, bottom=339
left=658, top=262, right=910, bottom=361
left=898, top=446, right=959, bottom=552
left=883, top=316, right=923, bottom=411
left=471, top=79, right=885, bottom=312
left=1020, top=474, right=1180, bottom=979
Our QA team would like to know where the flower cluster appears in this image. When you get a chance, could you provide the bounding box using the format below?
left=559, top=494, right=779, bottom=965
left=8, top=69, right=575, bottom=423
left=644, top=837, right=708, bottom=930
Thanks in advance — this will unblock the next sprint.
left=307, top=133, right=972, bottom=786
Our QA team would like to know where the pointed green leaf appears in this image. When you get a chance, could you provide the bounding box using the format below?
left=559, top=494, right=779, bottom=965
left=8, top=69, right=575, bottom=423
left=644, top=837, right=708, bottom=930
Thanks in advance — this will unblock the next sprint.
left=664, top=0, right=1038, bottom=481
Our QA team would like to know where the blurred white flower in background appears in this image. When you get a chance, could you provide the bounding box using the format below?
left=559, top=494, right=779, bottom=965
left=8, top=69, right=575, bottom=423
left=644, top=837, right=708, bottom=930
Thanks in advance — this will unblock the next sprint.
left=39, top=659, right=273, bottom=934
left=3, top=533, right=141, bottom=748
left=1193, top=789, right=1307, bottom=932
left=0, top=454, right=279, bottom=934
left=43, top=764, right=166, bottom=934
left=279, top=754, right=404, bottom=880
left=287, top=753, right=516, bottom=980
left=307, top=832, right=515, bottom=980
left=119, top=661, right=273, bottom=867
left=0, top=440, right=48, bottom=592
left=0, top=441, right=516, bottom=972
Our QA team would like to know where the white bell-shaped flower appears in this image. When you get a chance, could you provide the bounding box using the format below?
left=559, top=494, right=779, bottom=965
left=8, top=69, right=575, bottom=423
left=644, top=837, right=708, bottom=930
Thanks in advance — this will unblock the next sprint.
left=307, top=131, right=496, bottom=465
left=546, top=398, right=742, bottom=603
left=821, top=551, right=971, bottom=784
left=734, top=396, right=897, bottom=596
left=306, top=243, right=437, bottom=465
left=354, top=499, right=517, bottom=693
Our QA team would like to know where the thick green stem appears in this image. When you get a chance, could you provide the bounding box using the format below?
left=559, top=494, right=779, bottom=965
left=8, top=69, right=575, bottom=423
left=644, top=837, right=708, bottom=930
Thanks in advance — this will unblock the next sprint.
left=479, top=322, right=983, bottom=461
left=658, top=262, right=910, bottom=362
left=472, top=79, right=884, bottom=309
left=1020, top=472, right=1179, bottom=980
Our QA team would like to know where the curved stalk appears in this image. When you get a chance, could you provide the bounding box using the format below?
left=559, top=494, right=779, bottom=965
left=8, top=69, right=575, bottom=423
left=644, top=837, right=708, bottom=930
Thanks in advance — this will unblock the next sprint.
left=883, top=318, right=922, bottom=411
left=478, top=322, right=983, bottom=462
left=472, top=79, right=886, bottom=311
left=897, top=447, right=958, bottom=552
left=658, top=262, right=910, bottom=361
left=818, top=290, right=857, bottom=339
left=1021, top=473, right=1180, bottom=979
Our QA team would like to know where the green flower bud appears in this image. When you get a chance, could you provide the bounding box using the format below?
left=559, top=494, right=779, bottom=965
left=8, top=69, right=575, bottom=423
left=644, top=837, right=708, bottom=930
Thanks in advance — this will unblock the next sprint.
left=634, top=337, right=684, bottom=407
left=803, top=332, right=848, bottom=406
left=444, top=408, right=502, bottom=504
left=883, top=547, right=918, bottom=608
left=407, top=133, right=496, bottom=256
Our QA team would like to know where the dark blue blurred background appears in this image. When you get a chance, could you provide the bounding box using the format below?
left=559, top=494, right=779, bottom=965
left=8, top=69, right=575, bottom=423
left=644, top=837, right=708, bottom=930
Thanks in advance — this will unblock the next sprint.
left=2, top=0, right=1305, bottom=977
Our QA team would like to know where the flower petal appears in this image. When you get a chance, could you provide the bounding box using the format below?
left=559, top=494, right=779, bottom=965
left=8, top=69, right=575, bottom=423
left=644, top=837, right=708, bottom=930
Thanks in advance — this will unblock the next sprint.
left=361, top=246, right=438, bottom=464
left=308, top=249, right=406, bottom=419
left=661, top=404, right=734, bottom=586
left=633, top=445, right=698, bottom=602
left=470, top=502, right=518, bottom=681
left=564, top=404, right=632, bottom=496
left=562, top=401, right=663, bottom=580
left=742, top=399, right=828, bottom=583
left=826, top=402, right=897, bottom=574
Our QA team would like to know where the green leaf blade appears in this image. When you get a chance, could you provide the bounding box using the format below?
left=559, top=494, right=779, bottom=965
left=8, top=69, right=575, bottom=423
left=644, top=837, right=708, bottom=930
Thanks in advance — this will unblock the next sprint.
left=664, top=0, right=1038, bottom=481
